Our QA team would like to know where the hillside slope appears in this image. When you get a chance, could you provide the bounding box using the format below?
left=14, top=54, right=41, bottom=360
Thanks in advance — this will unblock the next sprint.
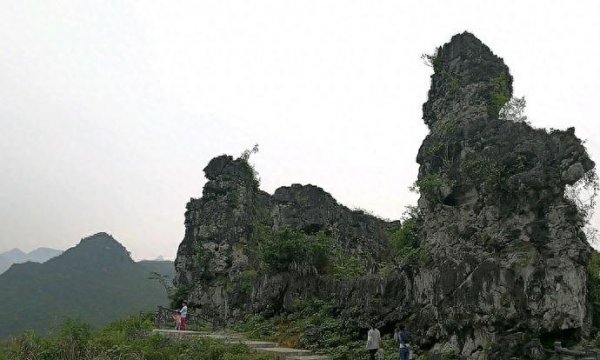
left=0, top=233, right=172, bottom=339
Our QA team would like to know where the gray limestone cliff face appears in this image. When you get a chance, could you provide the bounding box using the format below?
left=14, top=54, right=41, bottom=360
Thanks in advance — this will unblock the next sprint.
left=174, top=155, right=263, bottom=287
left=174, top=33, right=597, bottom=359
left=410, top=32, right=595, bottom=358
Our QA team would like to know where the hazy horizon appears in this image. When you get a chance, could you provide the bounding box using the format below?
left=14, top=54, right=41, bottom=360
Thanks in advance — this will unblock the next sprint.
left=1, top=1, right=599, bottom=260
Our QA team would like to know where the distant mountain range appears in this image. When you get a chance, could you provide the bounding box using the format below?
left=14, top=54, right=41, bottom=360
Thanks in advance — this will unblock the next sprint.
left=0, top=247, right=63, bottom=274
left=0, top=232, right=174, bottom=339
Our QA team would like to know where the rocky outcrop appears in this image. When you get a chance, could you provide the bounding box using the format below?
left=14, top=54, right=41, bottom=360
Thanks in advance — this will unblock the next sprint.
left=174, top=155, right=395, bottom=321
left=174, top=32, right=596, bottom=359
left=409, top=32, right=595, bottom=358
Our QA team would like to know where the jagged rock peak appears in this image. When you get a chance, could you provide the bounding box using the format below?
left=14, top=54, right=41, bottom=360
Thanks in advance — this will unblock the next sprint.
left=413, top=33, right=596, bottom=358
left=422, top=32, right=513, bottom=127
left=203, top=154, right=254, bottom=181
left=198, top=154, right=260, bottom=203
left=273, top=183, right=338, bottom=206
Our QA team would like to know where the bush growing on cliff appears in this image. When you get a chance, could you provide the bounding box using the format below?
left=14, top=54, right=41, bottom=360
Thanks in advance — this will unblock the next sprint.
left=239, top=144, right=261, bottom=190
left=410, top=173, right=449, bottom=202
left=389, top=207, right=428, bottom=266
left=488, top=73, right=511, bottom=118
left=390, top=219, right=419, bottom=251
left=499, top=96, right=528, bottom=123
left=259, top=227, right=331, bottom=275
left=330, top=250, right=367, bottom=279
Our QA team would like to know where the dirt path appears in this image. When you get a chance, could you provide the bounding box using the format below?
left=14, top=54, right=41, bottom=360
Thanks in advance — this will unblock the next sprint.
left=152, top=329, right=331, bottom=359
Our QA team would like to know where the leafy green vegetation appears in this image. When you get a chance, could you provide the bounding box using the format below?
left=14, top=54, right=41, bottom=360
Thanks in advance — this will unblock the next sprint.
left=499, top=96, right=528, bottom=123
left=488, top=73, right=511, bottom=118
left=388, top=208, right=429, bottom=266
left=421, top=49, right=442, bottom=72
left=259, top=227, right=331, bottom=275
left=465, top=155, right=532, bottom=191
left=0, top=314, right=273, bottom=360
left=442, top=350, right=459, bottom=359
left=330, top=246, right=367, bottom=279
left=239, top=144, right=261, bottom=191
left=464, top=158, right=507, bottom=185
left=194, top=243, right=212, bottom=279
left=410, top=174, right=449, bottom=202
left=432, top=118, right=460, bottom=138
left=390, top=220, right=419, bottom=252
left=238, top=269, right=258, bottom=295
left=194, top=243, right=209, bottom=273
left=235, top=299, right=367, bottom=360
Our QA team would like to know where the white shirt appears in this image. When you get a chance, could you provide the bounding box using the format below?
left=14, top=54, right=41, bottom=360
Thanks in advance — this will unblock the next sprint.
left=180, top=305, right=188, bottom=318
left=367, top=328, right=381, bottom=350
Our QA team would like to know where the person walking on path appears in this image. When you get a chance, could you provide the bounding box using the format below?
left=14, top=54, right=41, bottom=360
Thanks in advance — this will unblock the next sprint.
left=179, top=301, right=188, bottom=331
left=366, top=323, right=382, bottom=360
left=394, top=324, right=411, bottom=360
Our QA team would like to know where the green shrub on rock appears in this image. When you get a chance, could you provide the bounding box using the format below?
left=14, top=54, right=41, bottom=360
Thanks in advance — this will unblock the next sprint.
left=488, top=73, right=511, bottom=118
left=388, top=208, right=428, bottom=266
left=411, top=174, right=450, bottom=202
left=259, top=227, right=331, bottom=275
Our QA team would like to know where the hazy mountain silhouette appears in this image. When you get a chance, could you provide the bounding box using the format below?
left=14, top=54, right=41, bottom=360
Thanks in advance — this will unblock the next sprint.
left=25, top=248, right=63, bottom=263
left=0, top=248, right=27, bottom=262
left=0, top=232, right=173, bottom=339
left=0, top=247, right=62, bottom=274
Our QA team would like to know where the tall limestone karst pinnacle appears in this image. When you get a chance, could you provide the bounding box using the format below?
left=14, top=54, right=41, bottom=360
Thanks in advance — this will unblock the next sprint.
left=413, top=32, right=595, bottom=357
left=174, top=32, right=597, bottom=359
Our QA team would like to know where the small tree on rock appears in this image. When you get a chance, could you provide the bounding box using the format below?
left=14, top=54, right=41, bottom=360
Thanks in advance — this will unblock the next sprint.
left=499, top=96, right=528, bottom=123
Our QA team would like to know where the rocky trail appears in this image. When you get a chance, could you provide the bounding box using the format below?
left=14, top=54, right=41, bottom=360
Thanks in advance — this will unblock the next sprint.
left=152, top=329, right=331, bottom=360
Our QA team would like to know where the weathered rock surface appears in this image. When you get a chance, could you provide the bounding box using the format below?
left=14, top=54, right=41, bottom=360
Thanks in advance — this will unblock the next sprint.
left=409, top=32, right=595, bottom=359
left=174, top=155, right=395, bottom=321
left=174, top=32, right=596, bottom=359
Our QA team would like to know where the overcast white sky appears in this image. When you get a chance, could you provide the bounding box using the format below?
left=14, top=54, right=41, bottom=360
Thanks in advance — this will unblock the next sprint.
left=1, top=1, right=599, bottom=260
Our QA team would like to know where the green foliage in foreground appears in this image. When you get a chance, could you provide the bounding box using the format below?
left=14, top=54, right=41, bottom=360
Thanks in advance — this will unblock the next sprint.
left=0, top=314, right=272, bottom=360
left=0, top=233, right=173, bottom=339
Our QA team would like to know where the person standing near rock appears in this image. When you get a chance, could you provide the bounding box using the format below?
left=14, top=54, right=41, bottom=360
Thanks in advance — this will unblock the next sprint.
left=172, top=311, right=182, bottom=330
left=179, top=301, right=188, bottom=331
left=394, top=324, right=411, bottom=360
left=366, top=323, right=381, bottom=360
